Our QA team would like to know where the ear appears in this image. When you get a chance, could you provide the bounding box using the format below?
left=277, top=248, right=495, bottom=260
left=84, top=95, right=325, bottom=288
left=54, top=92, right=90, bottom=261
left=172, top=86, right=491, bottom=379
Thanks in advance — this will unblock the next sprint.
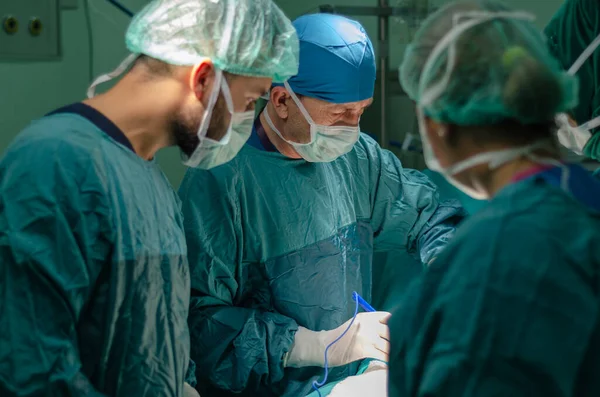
left=270, top=86, right=290, bottom=120
left=424, top=117, right=450, bottom=144
left=189, top=59, right=215, bottom=101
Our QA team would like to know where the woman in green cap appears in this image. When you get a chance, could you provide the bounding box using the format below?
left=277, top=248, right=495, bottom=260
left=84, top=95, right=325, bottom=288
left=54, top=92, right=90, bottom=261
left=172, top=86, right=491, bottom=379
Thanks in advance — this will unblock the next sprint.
left=388, top=0, right=600, bottom=395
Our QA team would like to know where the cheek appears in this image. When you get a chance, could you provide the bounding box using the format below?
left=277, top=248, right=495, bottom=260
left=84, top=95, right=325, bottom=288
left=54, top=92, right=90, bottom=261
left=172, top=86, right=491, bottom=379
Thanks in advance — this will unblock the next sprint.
left=285, top=112, right=312, bottom=143
left=308, top=108, right=336, bottom=126
left=178, top=104, right=202, bottom=133
left=429, top=135, right=448, bottom=165
left=211, top=102, right=233, bottom=138
left=452, top=172, right=474, bottom=188
left=425, top=129, right=455, bottom=168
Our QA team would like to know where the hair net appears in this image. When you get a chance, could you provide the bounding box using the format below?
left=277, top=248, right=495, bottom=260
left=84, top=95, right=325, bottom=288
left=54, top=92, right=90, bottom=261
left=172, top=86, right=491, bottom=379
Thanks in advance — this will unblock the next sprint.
left=125, top=0, right=300, bottom=83
left=274, top=13, right=376, bottom=104
left=400, top=0, right=578, bottom=126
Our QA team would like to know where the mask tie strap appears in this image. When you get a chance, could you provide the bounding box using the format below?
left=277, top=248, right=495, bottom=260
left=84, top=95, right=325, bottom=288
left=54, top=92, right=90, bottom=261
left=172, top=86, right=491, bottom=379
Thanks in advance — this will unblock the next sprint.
left=87, top=53, right=139, bottom=98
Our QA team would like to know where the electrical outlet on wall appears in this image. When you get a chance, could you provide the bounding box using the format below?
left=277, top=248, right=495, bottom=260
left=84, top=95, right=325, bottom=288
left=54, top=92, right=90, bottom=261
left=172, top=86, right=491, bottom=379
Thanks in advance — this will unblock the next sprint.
left=0, top=0, right=61, bottom=60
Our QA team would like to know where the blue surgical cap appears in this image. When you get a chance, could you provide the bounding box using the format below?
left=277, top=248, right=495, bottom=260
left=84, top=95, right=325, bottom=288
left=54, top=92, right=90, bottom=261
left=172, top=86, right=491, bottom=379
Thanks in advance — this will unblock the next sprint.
left=275, top=13, right=376, bottom=104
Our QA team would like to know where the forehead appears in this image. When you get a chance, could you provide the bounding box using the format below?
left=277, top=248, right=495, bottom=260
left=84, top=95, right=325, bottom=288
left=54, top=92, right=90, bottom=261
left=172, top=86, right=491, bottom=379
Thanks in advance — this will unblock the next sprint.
left=302, top=96, right=373, bottom=111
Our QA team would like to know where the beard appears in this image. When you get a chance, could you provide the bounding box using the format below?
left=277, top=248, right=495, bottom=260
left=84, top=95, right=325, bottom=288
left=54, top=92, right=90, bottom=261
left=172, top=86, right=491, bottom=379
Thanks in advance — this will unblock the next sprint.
left=172, top=93, right=230, bottom=157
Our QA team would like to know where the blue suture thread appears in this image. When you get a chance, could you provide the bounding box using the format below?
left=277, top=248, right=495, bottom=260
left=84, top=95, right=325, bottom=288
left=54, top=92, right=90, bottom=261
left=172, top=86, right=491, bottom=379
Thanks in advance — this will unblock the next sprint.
left=353, top=292, right=375, bottom=313
left=311, top=292, right=375, bottom=397
left=106, top=0, right=134, bottom=17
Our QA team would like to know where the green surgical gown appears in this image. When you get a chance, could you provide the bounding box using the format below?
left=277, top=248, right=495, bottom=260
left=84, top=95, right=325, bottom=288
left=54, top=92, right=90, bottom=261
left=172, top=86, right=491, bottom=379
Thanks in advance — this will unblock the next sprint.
left=389, top=164, right=600, bottom=397
left=0, top=105, right=191, bottom=396
left=545, top=0, right=600, bottom=160
left=179, top=132, right=465, bottom=397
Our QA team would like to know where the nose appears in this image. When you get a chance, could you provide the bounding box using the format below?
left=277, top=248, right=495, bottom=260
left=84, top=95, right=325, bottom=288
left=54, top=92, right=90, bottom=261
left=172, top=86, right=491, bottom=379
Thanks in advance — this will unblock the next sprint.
left=343, top=112, right=361, bottom=126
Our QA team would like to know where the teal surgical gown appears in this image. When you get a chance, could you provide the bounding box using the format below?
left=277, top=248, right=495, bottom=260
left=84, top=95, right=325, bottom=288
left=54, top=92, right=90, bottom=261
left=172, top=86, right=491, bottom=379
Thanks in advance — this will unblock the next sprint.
left=0, top=104, right=191, bottom=396
left=389, top=164, right=600, bottom=397
left=545, top=0, right=600, bottom=160
left=179, top=126, right=465, bottom=397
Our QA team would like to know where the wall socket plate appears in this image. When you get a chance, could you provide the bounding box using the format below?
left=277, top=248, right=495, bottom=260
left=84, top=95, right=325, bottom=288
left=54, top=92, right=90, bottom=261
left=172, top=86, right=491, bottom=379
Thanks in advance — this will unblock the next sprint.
left=0, top=0, right=61, bottom=61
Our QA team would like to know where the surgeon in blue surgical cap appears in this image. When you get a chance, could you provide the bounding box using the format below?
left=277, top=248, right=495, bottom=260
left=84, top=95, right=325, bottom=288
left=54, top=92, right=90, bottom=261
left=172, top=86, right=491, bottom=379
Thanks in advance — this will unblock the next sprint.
left=179, top=13, right=465, bottom=397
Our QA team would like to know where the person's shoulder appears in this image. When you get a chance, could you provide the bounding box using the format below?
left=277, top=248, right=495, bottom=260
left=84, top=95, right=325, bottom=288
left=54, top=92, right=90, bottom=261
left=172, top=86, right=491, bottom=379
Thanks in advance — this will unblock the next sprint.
left=353, top=133, right=410, bottom=166
left=178, top=148, right=250, bottom=199
left=438, top=197, right=600, bottom=303
left=351, top=132, right=439, bottom=181
left=353, top=132, right=380, bottom=153
left=339, top=133, right=393, bottom=182
left=545, top=0, right=597, bottom=32
left=349, top=132, right=400, bottom=168
left=568, top=0, right=598, bottom=14
left=450, top=192, right=550, bottom=246
left=8, top=113, right=107, bottom=159
left=443, top=189, right=591, bottom=273
left=2, top=114, right=111, bottom=185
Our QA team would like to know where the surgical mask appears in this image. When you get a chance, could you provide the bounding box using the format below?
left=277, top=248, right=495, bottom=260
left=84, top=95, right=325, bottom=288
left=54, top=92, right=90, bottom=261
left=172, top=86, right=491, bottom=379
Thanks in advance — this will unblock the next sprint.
left=418, top=107, right=568, bottom=199
left=262, top=82, right=360, bottom=162
left=554, top=32, right=600, bottom=156
left=555, top=113, right=593, bottom=156
left=181, top=69, right=255, bottom=169
left=416, top=109, right=491, bottom=200
left=87, top=54, right=254, bottom=169
left=416, top=10, right=567, bottom=200
left=419, top=111, right=565, bottom=199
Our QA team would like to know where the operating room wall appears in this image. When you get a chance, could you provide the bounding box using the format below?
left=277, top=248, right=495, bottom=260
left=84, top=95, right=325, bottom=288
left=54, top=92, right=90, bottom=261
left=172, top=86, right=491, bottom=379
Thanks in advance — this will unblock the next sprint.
left=0, top=0, right=566, bottom=188
left=0, top=0, right=147, bottom=164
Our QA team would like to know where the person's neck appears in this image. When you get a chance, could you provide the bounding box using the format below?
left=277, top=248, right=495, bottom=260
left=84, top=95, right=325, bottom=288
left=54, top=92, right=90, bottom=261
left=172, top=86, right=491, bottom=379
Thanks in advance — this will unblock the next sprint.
left=259, top=105, right=302, bottom=159
left=474, top=153, right=560, bottom=197
left=83, top=78, right=178, bottom=160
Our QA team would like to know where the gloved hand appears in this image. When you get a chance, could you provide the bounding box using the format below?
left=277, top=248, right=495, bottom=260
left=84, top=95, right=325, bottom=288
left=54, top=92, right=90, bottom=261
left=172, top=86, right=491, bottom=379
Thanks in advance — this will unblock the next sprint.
left=285, top=312, right=391, bottom=368
left=184, top=382, right=201, bottom=397
left=328, top=361, right=388, bottom=397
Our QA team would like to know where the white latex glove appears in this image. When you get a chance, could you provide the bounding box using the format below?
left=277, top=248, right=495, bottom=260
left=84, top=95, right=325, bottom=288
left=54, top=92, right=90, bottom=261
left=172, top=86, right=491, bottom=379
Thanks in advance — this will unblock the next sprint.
left=328, top=361, right=388, bottom=397
left=285, top=312, right=391, bottom=368
left=183, top=382, right=201, bottom=397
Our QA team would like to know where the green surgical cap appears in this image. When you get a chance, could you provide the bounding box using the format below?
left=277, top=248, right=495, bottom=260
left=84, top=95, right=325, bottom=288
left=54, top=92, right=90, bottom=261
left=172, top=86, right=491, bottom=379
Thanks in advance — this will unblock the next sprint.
left=125, top=0, right=300, bottom=83
left=400, top=0, right=579, bottom=126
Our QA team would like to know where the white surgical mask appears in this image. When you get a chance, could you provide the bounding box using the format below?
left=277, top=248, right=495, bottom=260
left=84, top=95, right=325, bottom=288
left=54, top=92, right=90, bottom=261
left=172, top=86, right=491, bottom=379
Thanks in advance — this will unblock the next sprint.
left=554, top=32, right=600, bottom=156
left=418, top=109, right=566, bottom=200
left=182, top=70, right=255, bottom=169
left=416, top=109, right=490, bottom=200
left=415, top=10, right=568, bottom=200
left=555, top=113, right=593, bottom=156
left=263, top=82, right=360, bottom=163
left=86, top=54, right=254, bottom=169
